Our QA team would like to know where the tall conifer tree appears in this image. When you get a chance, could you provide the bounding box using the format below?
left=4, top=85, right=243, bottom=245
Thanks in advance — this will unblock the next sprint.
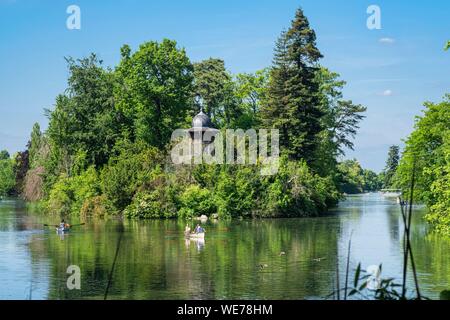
left=383, top=145, right=400, bottom=187
left=262, top=8, right=323, bottom=162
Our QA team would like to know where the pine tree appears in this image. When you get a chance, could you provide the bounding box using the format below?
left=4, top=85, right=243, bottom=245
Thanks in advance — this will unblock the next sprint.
left=383, top=145, right=400, bottom=187
left=261, top=8, right=324, bottom=162
left=28, top=123, right=42, bottom=168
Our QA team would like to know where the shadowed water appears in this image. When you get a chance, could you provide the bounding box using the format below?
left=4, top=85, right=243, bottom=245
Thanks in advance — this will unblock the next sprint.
left=0, top=193, right=448, bottom=300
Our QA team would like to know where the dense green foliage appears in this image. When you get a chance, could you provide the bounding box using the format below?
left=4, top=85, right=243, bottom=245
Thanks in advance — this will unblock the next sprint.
left=337, top=159, right=381, bottom=194
left=46, top=166, right=100, bottom=215
left=0, top=150, right=9, bottom=160
left=259, top=10, right=366, bottom=175
left=178, top=185, right=215, bottom=219
left=12, top=8, right=367, bottom=219
left=314, top=68, right=367, bottom=176
left=396, top=95, right=450, bottom=234
left=261, top=9, right=324, bottom=163
left=234, top=69, right=269, bottom=129
left=0, top=151, right=15, bottom=196
left=116, top=40, right=194, bottom=148
left=192, top=59, right=267, bottom=129
left=382, top=145, right=400, bottom=188
left=193, top=58, right=234, bottom=126
left=46, top=55, right=120, bottom=168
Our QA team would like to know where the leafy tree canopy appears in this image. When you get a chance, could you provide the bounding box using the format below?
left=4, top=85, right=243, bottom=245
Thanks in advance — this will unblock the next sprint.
left=396, top=95, right=450, bottom=234
left=0, top=150, right=10, bottom=160
left=116, top=40, right=194, bottom=148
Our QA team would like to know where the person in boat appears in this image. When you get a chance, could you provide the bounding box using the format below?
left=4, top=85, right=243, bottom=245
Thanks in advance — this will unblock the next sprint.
left=194, top=224, right=205, bottom=234
left=185, top=224, right=191, bottom=236
left=59, top=219, right=70, bottom=230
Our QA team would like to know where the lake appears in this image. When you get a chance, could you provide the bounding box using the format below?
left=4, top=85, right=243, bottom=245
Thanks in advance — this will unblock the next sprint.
left=0, top=193, right=448, bottom=300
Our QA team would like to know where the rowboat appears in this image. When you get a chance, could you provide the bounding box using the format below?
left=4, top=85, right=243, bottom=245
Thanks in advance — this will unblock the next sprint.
left=56, top=227, right=70, bottom=233
left=185, top=232, right=205, bottom=240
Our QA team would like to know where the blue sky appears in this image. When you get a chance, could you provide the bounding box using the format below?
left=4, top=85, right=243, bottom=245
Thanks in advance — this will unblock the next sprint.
left=0, top=0, right=449, bottom=172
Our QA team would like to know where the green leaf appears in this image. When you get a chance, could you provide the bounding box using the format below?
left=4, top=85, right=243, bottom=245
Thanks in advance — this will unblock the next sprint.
left=354, top=263, right=361, bottom=287
left=349, top=289, right=358, bottom=296
left=358, top=282, right=367, bottom=291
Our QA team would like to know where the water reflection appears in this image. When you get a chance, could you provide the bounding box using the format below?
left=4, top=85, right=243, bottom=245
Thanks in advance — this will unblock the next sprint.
left=0, top=194, right=449, bottom=300
left=185, top=238, right=205, bottom=251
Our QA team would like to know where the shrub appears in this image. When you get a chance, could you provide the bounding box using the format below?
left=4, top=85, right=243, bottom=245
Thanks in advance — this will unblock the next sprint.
left=46, top=174, right=73, bottom=215
left=124, top=188, right=177, bottom=219
left=260, top=157, right=340, bottom=217
left=0, top=158, right=15, bottom=196
left=46, top=166, right=100, bottom=215
left=178, top=185, right=215, bottom=219
left=70, top=167, right=101, bottom=214
left=214, top=166, right=260, bottom=219
left=100, top=141, right=162, bottom=211
left=80, top=195, right=109, bottom=218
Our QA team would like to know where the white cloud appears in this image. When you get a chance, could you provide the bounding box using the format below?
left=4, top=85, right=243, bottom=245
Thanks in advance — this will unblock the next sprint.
left=380, top=89, right=393, bottom=96
left=379, top=37, right=395, bottom=44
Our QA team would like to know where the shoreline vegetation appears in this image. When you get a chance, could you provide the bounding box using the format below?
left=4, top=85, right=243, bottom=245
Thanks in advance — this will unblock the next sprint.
left=0, top=9, right=448, bottom=235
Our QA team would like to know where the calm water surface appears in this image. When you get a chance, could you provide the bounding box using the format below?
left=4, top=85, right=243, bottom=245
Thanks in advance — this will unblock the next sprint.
left=0, top=193, right=448, bottom=299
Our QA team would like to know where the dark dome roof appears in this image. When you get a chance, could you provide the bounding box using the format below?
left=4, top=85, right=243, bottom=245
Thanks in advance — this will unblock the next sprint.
left=192, top=111, right=213, bottom=128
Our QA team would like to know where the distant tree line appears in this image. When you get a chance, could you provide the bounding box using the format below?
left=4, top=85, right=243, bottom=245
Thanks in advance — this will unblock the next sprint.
left=337, top=159, right=381, bottom=194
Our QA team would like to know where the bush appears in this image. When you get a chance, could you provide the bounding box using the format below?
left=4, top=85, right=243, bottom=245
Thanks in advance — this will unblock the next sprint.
left=178, top=185, right=215, bottom=219
left=100, top=141, right=162, bottom=211
left=80, top=195, right=109, bottom=218
left=173, top=156, right=341, bottom=219
left=214, top=166, right=260, bottom=219
left=260, top=157, right=340, bottom=217
left=0, top=158, right=15, bottom=196
left=124, top=188, right=177, bottom=219
left=46, top=166, right=100, bottom=215
left=261, top=160, right=314, bottom=217
left=69, top=167, right=101, bottom=214
left=46, top=174, right=73, bottom=215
